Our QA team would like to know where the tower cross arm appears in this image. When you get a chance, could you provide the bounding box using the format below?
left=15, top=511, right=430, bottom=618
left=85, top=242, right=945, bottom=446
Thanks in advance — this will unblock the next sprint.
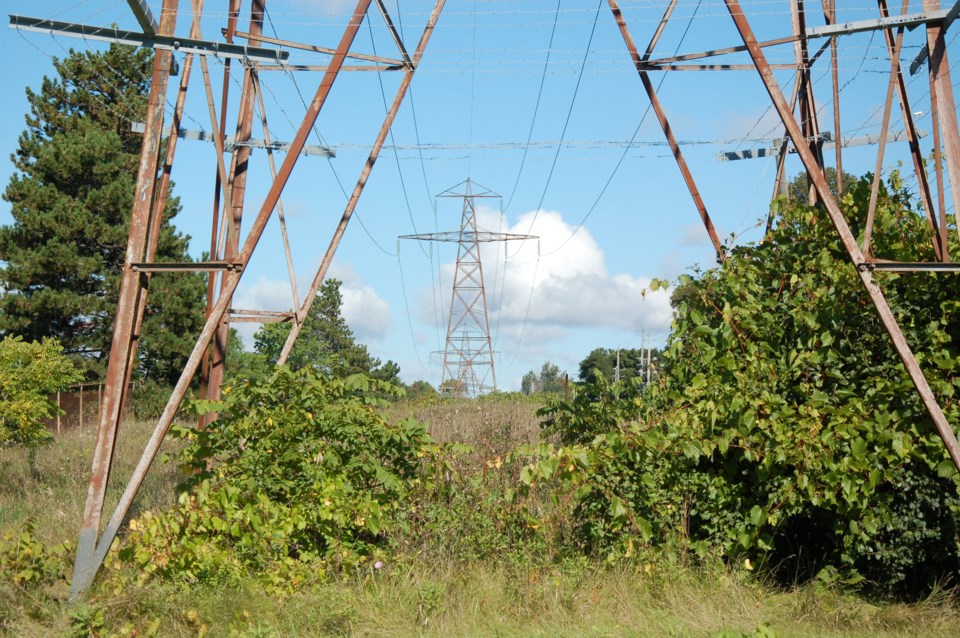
left=399, top=231, right=537, bottom=243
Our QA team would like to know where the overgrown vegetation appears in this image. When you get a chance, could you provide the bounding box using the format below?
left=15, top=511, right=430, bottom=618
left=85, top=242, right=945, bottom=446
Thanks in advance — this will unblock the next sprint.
left=228, top=279, right=402, bottom=388
left=3, top=173, right=960, bottom=635
left=0, top=336, right=82, bottom=448
left=526, top=173, right=960, bottom=596
left=123, top=368, right=433, bottom=589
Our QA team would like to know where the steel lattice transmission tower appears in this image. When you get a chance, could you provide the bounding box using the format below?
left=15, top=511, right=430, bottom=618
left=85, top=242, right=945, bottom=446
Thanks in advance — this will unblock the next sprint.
left=401, top=179, right=536, bottom=397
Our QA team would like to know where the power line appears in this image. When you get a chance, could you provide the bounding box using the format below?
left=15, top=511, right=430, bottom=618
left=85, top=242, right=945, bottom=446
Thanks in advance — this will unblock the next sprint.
left=508, top=0, right=604, bottom=364
left=542, top=0, right=705, bottom=258
left=261, top=6, right=396, bottom=258
left=502, top=0, right=562, bottom=213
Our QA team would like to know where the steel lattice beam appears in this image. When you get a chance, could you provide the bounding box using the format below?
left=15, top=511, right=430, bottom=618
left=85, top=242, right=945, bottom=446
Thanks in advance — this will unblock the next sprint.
left=400, top=180, right=536, bottom=397
left=723, top=0, right=960, bottom=474
left=8, top=15, right=289, bottom=64
left=64, top=0, right=447, bottom=597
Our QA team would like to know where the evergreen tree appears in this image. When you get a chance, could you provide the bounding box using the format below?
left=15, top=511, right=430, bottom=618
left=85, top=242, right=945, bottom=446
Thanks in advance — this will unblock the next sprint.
left=0, top=45, right=205, bottom=384
left=254, top=278, right=401, bottom=385
left=521, top=361, right=565, bottom=395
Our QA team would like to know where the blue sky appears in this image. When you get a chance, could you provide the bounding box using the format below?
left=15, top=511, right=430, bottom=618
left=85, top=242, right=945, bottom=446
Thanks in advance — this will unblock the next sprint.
left=2, top=1, right=957, bottom=390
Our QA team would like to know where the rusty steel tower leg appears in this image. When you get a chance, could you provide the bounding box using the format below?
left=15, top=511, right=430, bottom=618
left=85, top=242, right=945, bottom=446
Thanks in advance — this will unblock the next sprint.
left=204, top=0, right=265, bottom=426
left=71, top=0, right=180, bottom=599
left=877, top=0, right=943, bottom=259
left=607, top=0, right=726, bottom=263
left=862, top=0, right=910, bottom=257
left=725, top=0, right=960, bottom=473
left=198, top=0, right=243, bottom=417
left=822, top=0, right=843, bottom=195
left=68, top=0, right=376, bottom=598
left=119, top=1, right=208, bottom=420
left=923, top=0, right=960, bottom=248
left=791, top=0, right=824, bottom=205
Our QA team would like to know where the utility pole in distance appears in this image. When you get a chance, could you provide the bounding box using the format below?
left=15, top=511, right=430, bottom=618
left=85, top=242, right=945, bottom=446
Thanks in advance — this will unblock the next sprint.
left=401, top=179, right=537, bottom=398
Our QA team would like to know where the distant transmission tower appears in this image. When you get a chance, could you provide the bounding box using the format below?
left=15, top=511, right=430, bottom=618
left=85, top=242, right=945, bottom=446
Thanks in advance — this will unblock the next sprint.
left=401, top=179, right=536, bottom=398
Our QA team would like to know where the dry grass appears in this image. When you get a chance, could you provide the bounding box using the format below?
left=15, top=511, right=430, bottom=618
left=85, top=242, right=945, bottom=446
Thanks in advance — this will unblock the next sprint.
left=0, top=419, right=185, bottom=549
left=4, top=400, right=960, bottom=637
left=40, top=562, right=959, bottom=637
left=386, top=395, right=545, bottom=458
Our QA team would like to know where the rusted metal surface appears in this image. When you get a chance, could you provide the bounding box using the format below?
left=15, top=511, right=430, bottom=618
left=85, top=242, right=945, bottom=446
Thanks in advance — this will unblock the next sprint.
left=71, top=0, right=180, bottom=600
left=197, top=0, right=242, bottom=424
left=8, top=15, right=287, bottom=63
left=607, top=0, right=725, bottom=263
left=374, top=0, right=412, bottom=65
left=278, top=0, right=448, bottom=365
left=725, top=0, right=960, bottom=474
left=791, top=0, right=824, bottom=205
left=637, top=0, right=677, bottom=58
left=909, top=1, right=960, bottom=74
left=863, top=261, right=960, bottom=272
left=923, top=0, right=960, bottom=248
left=232, top=28, right=408, bottom=67
left=646, top=63, right=799, bottom=71
left=862, top=0, right=909, bottom=257
left=117, top=4, right=208, bottom=427
left=822, top=0, right=843, bottom=194
left=644, top=8, right=949, bottom=69
left=767, top=72, right=802, bottom=236
left=125, top=0, right=158, bottom=34
left=207, top=0, right=266, bottom=413
left=927, top=50, right=950, bottom=261
left=69, top=0, right=377, bottom=596
left=877, top=0, right=942, bottom=260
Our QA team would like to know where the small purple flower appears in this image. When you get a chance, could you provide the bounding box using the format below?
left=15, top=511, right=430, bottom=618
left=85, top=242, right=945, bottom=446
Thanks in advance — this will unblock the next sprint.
left=374, top=561, right=384, bottom=570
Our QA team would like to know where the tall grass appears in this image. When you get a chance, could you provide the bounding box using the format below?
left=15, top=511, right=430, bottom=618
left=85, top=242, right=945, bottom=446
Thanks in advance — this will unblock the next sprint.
left=0, top=419, right=184, bottom=549
left=3, top=400, right=960, bottom=637
left=25, top=561, right=960, bottom=637
left=386, top=394, right=544, bottom=460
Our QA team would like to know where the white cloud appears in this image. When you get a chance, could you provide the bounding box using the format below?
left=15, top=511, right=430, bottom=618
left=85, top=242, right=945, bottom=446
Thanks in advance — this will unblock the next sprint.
left=420, top=207, right=674, bottom=341
left=232, top=264, right=391, bottom=349
left=234, top=277, right=297, bottom=314
left=326, top=262, right=392, bottom=340
left=339, top=281, right=391, bottom=339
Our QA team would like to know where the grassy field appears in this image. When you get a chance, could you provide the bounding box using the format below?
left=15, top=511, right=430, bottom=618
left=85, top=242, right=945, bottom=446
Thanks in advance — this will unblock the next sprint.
left=2, top=398, right=960, bottom=637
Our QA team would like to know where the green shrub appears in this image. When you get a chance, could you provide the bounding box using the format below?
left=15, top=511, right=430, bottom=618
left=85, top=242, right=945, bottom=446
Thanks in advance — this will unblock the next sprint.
left=0, top=336, right=83, bottom=447
left=524, top=176, right=960, bottom=596
left=400, top=441, right=564, bottom=566
left=0, top=521, right=72, bottom=588
left=538, top=376, right=645, bottom=445
left=120, top=367, right=438, bottom=590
